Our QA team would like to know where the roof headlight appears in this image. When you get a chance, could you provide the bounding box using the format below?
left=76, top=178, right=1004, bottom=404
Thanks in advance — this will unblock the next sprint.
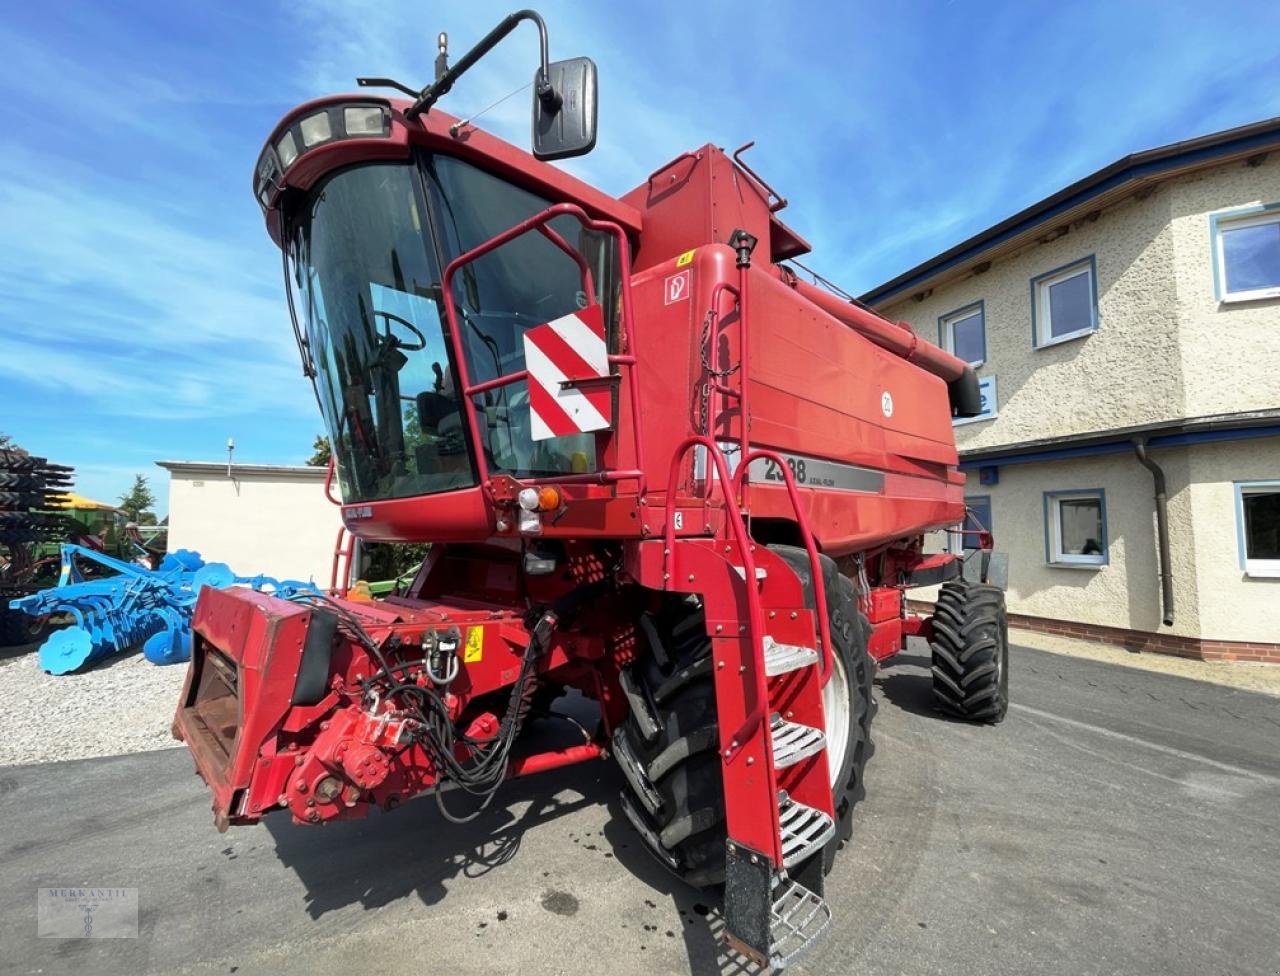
left=344, top=105, right=388, bottom=136
left=253, top=102, right=391, bottom=209
left=275, top=131, right=299, bottom=169
left=299, top=111, right=333, bottom=147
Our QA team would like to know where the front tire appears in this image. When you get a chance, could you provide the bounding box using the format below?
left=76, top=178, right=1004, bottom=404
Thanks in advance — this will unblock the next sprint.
left=613, top=548, right=876, bottom=886
left=929, top=579, right=1010, bottom=723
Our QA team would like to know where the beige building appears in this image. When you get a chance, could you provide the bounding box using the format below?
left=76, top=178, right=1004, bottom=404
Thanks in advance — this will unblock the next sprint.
left=157, top=461, right=344, bottom=586
left=861, top=118, right=1280, bottom=662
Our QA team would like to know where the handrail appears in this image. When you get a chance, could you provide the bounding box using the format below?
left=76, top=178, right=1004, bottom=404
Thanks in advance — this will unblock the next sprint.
left=704, top=281, right=741, bottom=398
left=663, top=435, right=767, bottom=761
left=731, top=141, right=788, bottom=213
left=323, top=458, right=341, bottom=506
left=329, top=525, right=354, bottom=595
left=702, top=280, right=749, bottom=502
left=439, top=203, right=646, bottom=497
left=733, top=449, right=833, bottom=682
left=733, top=259, right=752, bottom=499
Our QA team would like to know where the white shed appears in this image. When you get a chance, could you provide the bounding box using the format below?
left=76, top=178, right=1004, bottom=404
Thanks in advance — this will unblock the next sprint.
left=156, top=461, right=343, bottom=585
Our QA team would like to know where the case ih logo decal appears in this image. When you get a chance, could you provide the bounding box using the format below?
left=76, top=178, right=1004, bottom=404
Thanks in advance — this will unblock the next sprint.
left=522, top=305, right=614, bottom=441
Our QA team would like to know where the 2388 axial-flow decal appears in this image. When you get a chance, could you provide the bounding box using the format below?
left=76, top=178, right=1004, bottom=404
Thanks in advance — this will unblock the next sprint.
left=173, top=10, right=1009, bottom=969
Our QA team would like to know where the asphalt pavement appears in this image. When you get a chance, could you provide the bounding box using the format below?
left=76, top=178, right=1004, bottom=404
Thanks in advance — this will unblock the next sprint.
left=2, top=641, right=1278, bottom=976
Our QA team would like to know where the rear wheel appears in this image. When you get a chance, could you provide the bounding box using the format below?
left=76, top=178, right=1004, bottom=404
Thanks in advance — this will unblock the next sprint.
left=614, top=548, right=875, bottom=885
left=929, top=579, right=1009, bottom=723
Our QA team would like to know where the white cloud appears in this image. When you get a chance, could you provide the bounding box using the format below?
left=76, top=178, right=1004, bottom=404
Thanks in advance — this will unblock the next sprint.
left=0, top=144, right=313, bottom=420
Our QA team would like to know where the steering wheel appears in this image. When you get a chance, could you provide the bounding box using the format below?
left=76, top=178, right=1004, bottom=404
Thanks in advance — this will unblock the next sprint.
left=372, top=310, right=427, bottom=351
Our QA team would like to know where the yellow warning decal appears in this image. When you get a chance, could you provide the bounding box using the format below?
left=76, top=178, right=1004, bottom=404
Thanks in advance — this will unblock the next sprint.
left=676, top=249, right=695, bottom=267
left=464, top=626, right=484, bottom=663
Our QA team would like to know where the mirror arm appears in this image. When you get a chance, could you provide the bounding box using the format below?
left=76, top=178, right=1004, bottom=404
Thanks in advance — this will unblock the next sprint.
left=356, top=76, right=420, bottom=98
left=406, top=9, right=558, bottom=120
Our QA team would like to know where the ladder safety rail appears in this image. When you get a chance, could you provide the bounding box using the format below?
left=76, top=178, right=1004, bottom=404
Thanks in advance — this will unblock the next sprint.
left=733, top=449, right=834, bottom=683
left=323, top=458, right=341, bottom=505
left=733, top=260, right=753, bottom=496
left=702, top=282, right=743, bottom=427
left=536, top=221, right=597, bottom=301
left=439, top=203, right=647, bottom=497
left=329, top=525, right=355, bottom=596
left=701, top=277, right=752, bottom=503
left=663, top=435, right=768, bottom=762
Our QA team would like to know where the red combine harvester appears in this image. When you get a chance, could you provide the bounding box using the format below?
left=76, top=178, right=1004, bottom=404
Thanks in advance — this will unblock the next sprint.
left=174, top=11, right=1009, bottom=968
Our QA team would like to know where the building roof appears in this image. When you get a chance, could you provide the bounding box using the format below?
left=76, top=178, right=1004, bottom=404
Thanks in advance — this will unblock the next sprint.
left=860, top=116, right=1280, bottom=309
left=156, top=460, right=327, bottom=478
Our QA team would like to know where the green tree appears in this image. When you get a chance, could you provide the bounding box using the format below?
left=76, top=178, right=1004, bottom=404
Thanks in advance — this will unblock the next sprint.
left=307, top=435, right=332, bottom=467
left=118, top=474, right=158, bottom=523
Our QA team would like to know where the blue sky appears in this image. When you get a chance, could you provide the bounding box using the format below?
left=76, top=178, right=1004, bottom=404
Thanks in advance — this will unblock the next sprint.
left=2, top=0, right=1278, bottom=514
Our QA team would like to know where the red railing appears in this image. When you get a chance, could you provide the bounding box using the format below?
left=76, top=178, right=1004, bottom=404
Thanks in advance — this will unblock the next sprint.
left=329, top=525, right=354, bottom=595
left=733, top=449, right=833, bottom=682
left=663, top=435, right=766, bottom=761
left=323, top=458, right=341, bottom=505
left=439, top=203, right=647, bottom=496
left=701, top=265, right=752, bottom=502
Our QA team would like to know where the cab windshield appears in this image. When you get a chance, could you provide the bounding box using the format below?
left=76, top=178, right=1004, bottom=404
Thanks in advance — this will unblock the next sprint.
left=288, top=156, right=618, bottom=503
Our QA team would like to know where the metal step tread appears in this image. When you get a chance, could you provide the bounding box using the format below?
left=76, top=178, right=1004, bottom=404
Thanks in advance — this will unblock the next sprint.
left=762, top=635, right=820, bottom=677
left=778, top=792, right=836, bottom=868
left=769, top=874, right=832, bottom=969
left=770, top=713, right=826, bottom=769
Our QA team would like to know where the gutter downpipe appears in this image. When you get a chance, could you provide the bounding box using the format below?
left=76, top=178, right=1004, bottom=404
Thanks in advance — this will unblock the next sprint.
left=1132, top=437, right=1175, bottom=626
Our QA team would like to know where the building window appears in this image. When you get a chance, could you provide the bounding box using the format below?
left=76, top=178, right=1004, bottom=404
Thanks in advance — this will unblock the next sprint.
left=1044, top=489, right=1108, bottom=567
left=1031, top=256, right=1097, bottom=348
left=1211, top=204, right=1280, bottom=302
left=939, top=302, right=985, bottom=366
left=1235, top=481, right=1280, bottom=578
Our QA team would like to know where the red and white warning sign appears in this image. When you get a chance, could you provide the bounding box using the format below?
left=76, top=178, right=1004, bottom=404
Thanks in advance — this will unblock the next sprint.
left=664, top=269, right=690, bottom=304
left=522, top=304, right=613, bottom=441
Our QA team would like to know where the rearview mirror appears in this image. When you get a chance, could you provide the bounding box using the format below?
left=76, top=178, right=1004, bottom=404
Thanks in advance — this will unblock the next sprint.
left=532, top=57, right=597, bottom=161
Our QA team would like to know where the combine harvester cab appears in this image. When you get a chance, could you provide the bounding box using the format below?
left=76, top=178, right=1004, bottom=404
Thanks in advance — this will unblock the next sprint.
left=174, top=10, right=1008, bottom=969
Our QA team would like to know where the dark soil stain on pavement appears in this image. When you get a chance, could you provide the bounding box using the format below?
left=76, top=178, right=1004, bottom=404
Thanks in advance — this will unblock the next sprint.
left=540, top=889, right=580, bottom=916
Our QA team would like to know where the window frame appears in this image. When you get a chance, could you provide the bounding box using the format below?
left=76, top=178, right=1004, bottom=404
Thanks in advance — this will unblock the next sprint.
left=1234, top=480, right=1280, bottom=578
left=1043, top=488, right=1109, bottom=568
left=1030, top=255, right=1098, bottom=349
left=1210, top=203, right=1280, bottom=303
left=938, top=300, right=986, bottom=367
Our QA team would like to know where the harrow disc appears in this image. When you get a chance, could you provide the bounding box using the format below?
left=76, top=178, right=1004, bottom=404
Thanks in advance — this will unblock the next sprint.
left=39, top=627, right=95, bottom=675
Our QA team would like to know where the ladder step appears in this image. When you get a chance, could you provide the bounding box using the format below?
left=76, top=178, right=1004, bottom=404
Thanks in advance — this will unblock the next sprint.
left=768, top=874, right=832, bottom=969
left=763, top=635, right=820, bottom=677
left=778, top=792, right=836, bottom=868
left=770, top=714, right=826, bottom=769
left=731, top=564, right=768, bottom=580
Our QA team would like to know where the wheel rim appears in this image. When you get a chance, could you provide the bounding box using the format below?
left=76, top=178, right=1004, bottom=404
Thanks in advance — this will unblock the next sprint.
left=822, top=648, right=852, bottom=787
